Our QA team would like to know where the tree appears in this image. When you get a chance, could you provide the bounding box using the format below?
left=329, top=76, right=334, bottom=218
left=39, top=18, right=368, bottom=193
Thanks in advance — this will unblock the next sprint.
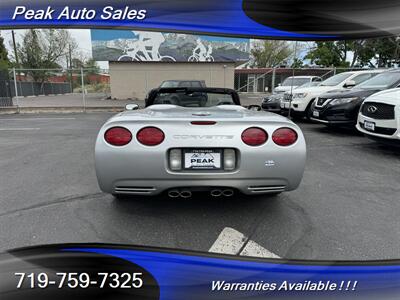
left=251, top=40, right=294, bottom=67
left=17, top=29, right=77, bottom=83
left=84, top=58, right=100, bottom=74
left=291, top=58, right=304, bottom=68
left=305, top=41, right=350, bottom=67
left=371, top=37, right=400, bottom=67
left=305, top=37, right=400, bottom=68
left=0, top=32, right=9, bottom=69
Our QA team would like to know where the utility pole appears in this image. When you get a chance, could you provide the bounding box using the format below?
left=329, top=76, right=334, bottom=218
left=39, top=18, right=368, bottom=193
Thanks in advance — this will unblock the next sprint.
left=288, top=41, right=299, bottom=119
left=68, top=44, right=73, bottom=92
left=11, top=30, right=19, bottom=68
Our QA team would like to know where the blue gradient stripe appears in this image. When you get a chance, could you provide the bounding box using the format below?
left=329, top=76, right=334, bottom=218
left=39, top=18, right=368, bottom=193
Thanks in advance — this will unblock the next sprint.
left=0, top=0, right=334, bottom=39
left=64, top=247, right=400, bottom=300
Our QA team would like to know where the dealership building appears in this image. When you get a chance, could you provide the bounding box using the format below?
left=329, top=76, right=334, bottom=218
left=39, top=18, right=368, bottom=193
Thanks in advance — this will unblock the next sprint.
left=91, top=29, right=250, bottom=100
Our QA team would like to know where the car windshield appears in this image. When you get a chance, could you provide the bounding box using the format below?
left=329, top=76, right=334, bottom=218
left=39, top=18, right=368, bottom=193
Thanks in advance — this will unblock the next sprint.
left=281, top=77, right=310, bottom=86
left=320, top=72, right=354, bottom=86
left=357, top=72, right=400, bottom=89
left=297, top=82, right=320, bottom=88
left=153, top=91, right=236, bottom=107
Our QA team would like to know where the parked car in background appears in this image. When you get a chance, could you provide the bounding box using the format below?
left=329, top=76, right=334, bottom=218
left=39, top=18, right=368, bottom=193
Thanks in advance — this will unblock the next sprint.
left=311, top=70, right=400, bottom=127
left=159, top=80, right=206, bottom=88
left=273, top=76, right=322, bottom=94
left=281, top=70, right=383, bottom=120
left=356, top=88, right=400, bottom=145
left=145, top=80, right=207, bottom=103
left=262, top=81, right=321, bottom=113
left=261, top=93, right=284, bottom=113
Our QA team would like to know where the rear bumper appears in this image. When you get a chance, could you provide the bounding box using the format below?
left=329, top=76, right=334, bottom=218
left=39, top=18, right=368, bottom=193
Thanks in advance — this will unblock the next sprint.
left=111, top=178, right=289, bottom=196
left=95, top=123, right=307, bottom=196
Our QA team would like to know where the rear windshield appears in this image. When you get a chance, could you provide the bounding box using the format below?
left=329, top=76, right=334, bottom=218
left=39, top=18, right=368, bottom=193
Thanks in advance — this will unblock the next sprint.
left=160, top=81, right=202, bottom=88
left=153, top=92, right=236, bottom=107
left=160, top=81, right=180, bottom=88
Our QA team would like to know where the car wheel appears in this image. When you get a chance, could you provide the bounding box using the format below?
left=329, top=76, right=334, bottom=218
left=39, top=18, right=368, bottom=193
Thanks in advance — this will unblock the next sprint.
left=268, top=192, right=282, bottom=196
left=112, top=194, right=127, bottom=200
left=305, top=99, right=315, bottom=121
left=290, top=113, right=303, bottom=122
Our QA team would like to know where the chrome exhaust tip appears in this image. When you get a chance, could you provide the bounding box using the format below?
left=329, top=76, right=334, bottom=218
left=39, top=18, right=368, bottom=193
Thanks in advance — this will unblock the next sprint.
left=222, top=189, right=234, bottom=197
left=180, top=190, right=192, bottom=198
left=168, top=190, right=180, bottom=198
left=210, top=189, right=222, bottom=197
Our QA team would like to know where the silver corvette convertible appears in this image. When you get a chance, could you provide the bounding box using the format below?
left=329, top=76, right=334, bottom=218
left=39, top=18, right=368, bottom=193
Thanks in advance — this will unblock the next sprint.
left=95, top=87, right=306, bottom=198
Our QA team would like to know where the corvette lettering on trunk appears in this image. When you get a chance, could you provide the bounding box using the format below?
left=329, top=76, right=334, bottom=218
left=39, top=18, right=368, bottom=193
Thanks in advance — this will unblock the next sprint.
left=173, top=135, right=234, bottom=140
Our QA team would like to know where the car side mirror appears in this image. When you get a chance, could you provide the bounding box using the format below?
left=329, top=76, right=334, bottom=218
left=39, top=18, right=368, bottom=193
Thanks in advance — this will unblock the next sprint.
left=247, top=105, right=262, bottom=111
left=343, top=80, right=356, bottom=88
left=125, top=104, right=139, bottom=111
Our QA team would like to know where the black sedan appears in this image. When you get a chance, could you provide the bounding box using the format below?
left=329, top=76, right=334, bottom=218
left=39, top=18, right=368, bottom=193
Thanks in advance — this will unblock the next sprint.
left=310, top=70, right=400, bottom=127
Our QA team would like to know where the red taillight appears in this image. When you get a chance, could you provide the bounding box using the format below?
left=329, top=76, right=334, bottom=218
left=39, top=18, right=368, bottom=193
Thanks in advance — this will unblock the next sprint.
left=104, top=127, right=132, bottom=146
left=241, top=127, right=268, bottom=146
left=137, top=127, right=165, bottom=146
left=272, top=128, right=298, bottom=146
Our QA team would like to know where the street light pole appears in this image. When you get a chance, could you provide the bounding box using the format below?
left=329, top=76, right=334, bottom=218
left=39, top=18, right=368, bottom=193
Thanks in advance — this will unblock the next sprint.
left=11, top=30, right=19, bottom=68
left=288, top=41, right=299, bottom=119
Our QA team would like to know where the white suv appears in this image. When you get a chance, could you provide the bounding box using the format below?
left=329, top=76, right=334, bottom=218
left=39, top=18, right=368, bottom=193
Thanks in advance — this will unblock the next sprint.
left=281, top=70, right=383, bottom=119
left=357, top=88, right=400, bottom=145
left=274, top=76, right=322, bottom=94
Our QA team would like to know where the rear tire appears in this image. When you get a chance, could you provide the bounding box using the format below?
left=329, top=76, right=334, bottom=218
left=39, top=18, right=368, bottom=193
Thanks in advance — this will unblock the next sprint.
left=268, top=192, right=282, bottom=196
left=112, top=194, right=126, bottom=200
left=305, top=99, right=316, bottom=121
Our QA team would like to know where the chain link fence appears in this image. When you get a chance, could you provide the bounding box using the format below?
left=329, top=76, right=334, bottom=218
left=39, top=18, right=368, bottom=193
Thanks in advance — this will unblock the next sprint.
left=0, top=66, right=388, bottom=113
left=0, top=68, right=124, bottom=112
left=234, top=67, right=372, bottom=94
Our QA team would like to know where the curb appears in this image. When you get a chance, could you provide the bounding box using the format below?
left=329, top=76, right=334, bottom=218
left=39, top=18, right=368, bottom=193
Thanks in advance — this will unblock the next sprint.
left=0, top=106, right=125, bottom=115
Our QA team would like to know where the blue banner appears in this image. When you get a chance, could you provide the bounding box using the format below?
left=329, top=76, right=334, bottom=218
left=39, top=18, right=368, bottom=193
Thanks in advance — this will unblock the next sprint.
left=1, top=244, right=399, bottom=300
left=3, top=0, right=400, bottom=39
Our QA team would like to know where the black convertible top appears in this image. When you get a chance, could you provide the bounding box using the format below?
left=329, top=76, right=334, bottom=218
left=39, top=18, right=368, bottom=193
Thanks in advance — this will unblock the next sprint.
left=145, top=87, right=241, bottom=107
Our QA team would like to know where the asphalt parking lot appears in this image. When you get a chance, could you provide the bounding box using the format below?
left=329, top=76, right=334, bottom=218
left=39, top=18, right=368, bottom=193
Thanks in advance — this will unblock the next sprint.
left=0, top=113, right=399, bottom=260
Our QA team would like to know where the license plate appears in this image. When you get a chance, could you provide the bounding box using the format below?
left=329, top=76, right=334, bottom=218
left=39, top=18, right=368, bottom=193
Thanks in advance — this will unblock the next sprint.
left=184, top=149, right=222, bottom=170
left=364, top=121, right=375, bottom=131
left=313, top=111, right=320, bottom=118
left=280, top=102, right=285, bottom=109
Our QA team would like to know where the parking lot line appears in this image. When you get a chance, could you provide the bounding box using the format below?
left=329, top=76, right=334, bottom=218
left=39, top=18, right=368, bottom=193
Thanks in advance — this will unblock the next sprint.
left=0, top=128, right=41, bottom=131
left=209, top=227, right=247, bottom=255
left=240, top=240, right=280, bottom=258
left=0, top=118, right=76, bottom=121
left=209, top=227, right=280, bottom=258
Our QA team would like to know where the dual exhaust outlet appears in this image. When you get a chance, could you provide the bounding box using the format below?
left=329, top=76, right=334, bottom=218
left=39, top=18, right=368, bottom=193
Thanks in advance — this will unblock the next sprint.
left=167, top=188, right=234, bottom=198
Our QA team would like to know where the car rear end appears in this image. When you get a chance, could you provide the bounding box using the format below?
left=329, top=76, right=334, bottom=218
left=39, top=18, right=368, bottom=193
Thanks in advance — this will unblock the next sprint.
left=95, top=112, right=306, bottom=197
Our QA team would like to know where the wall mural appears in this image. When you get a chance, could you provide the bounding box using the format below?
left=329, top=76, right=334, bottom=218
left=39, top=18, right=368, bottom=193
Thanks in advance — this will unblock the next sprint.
left=91, top=30, right=250, bottom=62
